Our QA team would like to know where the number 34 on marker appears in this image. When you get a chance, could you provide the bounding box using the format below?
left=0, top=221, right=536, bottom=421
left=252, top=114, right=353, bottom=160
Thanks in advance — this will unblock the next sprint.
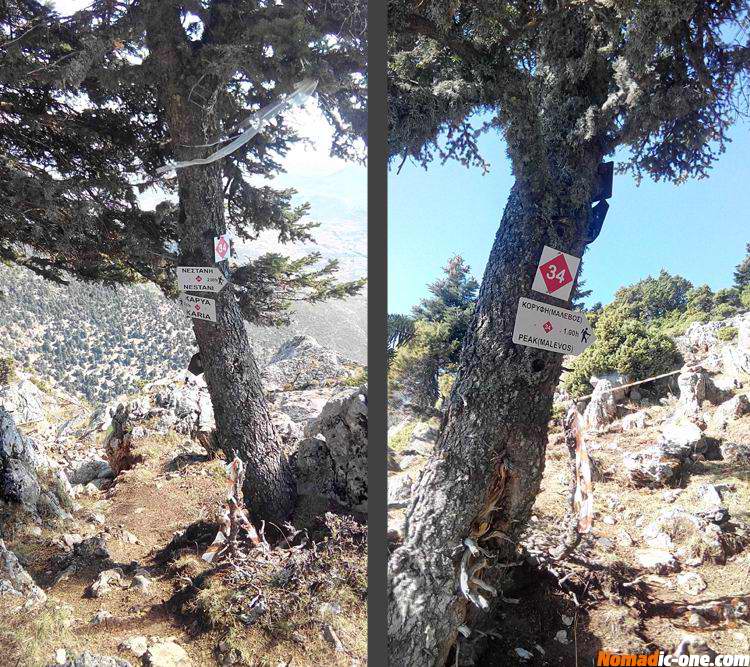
left=531, top=245, right=581, bottom=302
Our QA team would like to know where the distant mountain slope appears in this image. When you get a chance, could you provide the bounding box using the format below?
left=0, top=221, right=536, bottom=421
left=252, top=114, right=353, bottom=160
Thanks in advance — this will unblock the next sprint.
left=0, top=265, right=366, bottom=403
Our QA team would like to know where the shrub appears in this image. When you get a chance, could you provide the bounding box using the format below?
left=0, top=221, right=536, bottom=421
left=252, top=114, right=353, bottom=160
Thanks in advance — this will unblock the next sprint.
left=741, top=285, right=750, bottom=310
left=718, top=326, right=738, bottom=342
left=564, top=307, right=682, bottom=397
left=343, top=366, right=368, bottom=387
left=0, top=356, right=15, bottom=385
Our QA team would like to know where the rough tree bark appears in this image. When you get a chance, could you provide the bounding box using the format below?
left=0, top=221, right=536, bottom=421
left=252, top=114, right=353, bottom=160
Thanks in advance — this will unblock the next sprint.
left=146, top=7, right=297, bottom=526
left=388, top=171, right=600, bottom=665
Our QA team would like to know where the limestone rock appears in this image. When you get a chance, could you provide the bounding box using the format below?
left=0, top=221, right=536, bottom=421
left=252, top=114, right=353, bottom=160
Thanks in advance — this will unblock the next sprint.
left=271, top=388, right=337, bottom=426
left=119, top=636, right=148, bottom=658
left=643, top=509, right=730, bottom=565
left=635, top=548, right=678, bottom=574
left=61, top=652, right=132, bottom=667
left=658, top=421, right=705, bottom=458
left=145, top=641, right=191, bottom=667
left=0, top=539, right=46, bottom=610
left=0, top=407, right=47, bottom=469
left=721, top=441, right=750, bottom=466
left=1, top=458, right=41, bottom=512
left=590, top=372, right=629, bottom=400
left=582, top=379, right=618, bottom=430
left=294, top=386, right=368, bottom=512
left=387, top=474, right=413, bottom=509
left=263, top=336, right=351, bottom=391
left=67, top=458, right=112, bottom=486
left=677, top=572, right=707, bottom=596
left=86, top=568, right=124, bottom=598
left=0, top=379, right=44, bottom=424
left=130, top=574, right=151, bottom=592
left=623, top=446, right=683, bottom=487
left=713, top=394, right=750, bottom=430
left=154, top=378, right=213, bottom=440
left=622, top=411, right=647, bottom=431
left=674, top=369, right=706, bottom=420
left=403, top=421, right=438, bottom=456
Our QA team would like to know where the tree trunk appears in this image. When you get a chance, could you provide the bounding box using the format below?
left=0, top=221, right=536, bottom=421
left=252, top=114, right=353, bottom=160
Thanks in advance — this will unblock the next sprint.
left=388, top=177, right=597, bottom=666
left=146, top=10, right=297, bottom=526
left=174, top=157, right=297, bottom=526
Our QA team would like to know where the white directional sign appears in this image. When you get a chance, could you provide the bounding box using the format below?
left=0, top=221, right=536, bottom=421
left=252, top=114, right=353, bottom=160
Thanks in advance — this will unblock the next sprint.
left=177, top=266, right=227, bottom=293
left=214, top=234, right=232, bottom=263
left=531, top=245, right=581, bottom=302
left=513, top=297, right=595, bottom=356
left=179, top=294, right=217, bottom=323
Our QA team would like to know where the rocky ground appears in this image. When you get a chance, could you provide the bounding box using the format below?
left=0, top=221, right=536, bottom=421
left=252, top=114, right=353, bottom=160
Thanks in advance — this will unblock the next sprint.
left=0, top=336, right=368, bottom=667
left=388, top=313, right=750, bottom=665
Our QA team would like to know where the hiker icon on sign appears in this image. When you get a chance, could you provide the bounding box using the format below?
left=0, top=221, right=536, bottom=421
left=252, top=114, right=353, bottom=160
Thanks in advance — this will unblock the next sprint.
left=581, top=327, right=590, bottom=344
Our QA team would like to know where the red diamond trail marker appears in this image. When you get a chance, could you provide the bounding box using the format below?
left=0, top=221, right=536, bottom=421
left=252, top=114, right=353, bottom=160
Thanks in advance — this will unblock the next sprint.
left=543, top=321, right=553, bottom=333
left=532, top=245, right=581, bottom=301
left=214, top=234, right=231, bottom=262
left=180, top=294, right=217, bottom=322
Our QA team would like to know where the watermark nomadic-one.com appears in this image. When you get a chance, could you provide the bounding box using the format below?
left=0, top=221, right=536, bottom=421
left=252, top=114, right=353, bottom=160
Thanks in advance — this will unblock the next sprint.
left=597, top=651, right=750, bottom=666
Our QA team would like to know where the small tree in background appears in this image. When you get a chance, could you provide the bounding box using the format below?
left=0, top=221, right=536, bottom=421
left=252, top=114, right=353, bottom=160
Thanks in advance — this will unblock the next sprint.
left=389, top=256, right=478, bottom=409
left=0, top=0, right=366, bottom=526
left=387, top=313, right=416, bottom=363
left=734, top=243, right=750, bottom=290
left=389, top=320, right=449, bottom=410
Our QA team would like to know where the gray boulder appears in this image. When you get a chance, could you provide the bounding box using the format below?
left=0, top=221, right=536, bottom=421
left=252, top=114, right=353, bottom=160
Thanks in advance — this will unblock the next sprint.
left=659, top=421, right=705, bottom=458
left=622, top=410, right=648, bottom=431
left=0, top=408, right=47, bottom=469
left=154, top=378, right=213, bottom=436
left=60, top=652, right=132, bottom=667
left=623, top=446, right=683, bottom=487
left=263, top=336, right=351, bottom=391
left=0, top=539, right=46, bottom=610
left=582, top=379, right=618, bottom=430
left=712, top=394, right=750, bottom=430
left=674, top=369, right=706, bottom=420
left=721, top=314, right=750, bottom=376
left=67, top=458, right=113, bottom=486
left=721, top=441, right=750, bottom=466
left=387, top=474, right=413, bottom=510
left=623, top=421, right=705, bottom=487
left=294, top=386, right=368, bottom=512
left=0, top=379, right=44, bottom=424
left=271, top=388, right=337, bottom=425
left=405, top=421, right=438, bottom=455
left=1, top=458, right=41, bottom=512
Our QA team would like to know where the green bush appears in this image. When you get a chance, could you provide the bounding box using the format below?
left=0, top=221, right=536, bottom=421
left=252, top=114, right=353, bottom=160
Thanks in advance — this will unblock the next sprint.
left=563, top=307, right=682, bottom=398
left=389, top=320, right=450, bottom=409
left=0, top=356, right=15, bottom=385
left=343, top=366, right=368, bottom=387
left=718, top=326, right=738, bottom=342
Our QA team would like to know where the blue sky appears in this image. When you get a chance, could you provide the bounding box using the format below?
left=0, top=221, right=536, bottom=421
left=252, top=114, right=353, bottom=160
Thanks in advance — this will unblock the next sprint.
left=388, top=116, right=750, bottom=314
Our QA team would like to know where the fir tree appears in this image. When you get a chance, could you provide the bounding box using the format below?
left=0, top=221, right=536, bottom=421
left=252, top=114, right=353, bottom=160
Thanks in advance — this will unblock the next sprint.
left=735, top=243, right=750, bottom=290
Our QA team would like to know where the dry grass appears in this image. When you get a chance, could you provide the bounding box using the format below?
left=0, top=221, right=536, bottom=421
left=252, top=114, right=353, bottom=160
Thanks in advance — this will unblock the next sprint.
left=0, top=602, right=78, bottom=667
left=388, top=420, right=416, bottom=452
left=171, top=513, right=367, bottom=666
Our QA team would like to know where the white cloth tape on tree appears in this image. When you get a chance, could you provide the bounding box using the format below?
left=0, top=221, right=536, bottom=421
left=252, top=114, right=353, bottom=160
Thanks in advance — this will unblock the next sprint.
left=156, top=78, right=318, bottom=175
